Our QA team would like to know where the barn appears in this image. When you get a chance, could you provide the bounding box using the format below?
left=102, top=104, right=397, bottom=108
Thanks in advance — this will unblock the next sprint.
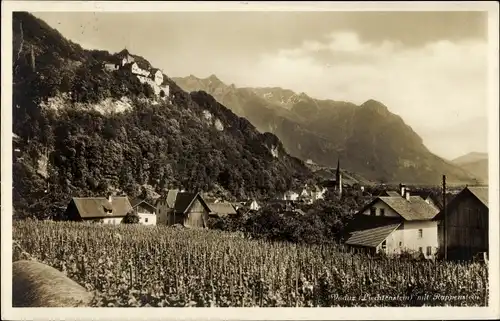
left=434, top=186, right=489, bottom=261
left=156, top=190, right=212, bottom=228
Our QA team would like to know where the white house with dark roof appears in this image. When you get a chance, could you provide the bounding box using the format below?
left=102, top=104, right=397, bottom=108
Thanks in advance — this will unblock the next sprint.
left=130, top=198, right=157, bottom=225
left=345, top=188, right=440, bottom=258
left=63, top=196, right=133, bottom=224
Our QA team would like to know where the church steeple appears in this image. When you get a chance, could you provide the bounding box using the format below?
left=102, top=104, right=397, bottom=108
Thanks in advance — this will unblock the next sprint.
left=335, top=158, right=342, bottom=197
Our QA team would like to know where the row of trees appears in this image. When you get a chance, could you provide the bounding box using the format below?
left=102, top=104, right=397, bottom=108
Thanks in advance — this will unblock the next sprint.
left=208, top=189, right=370, bottom=245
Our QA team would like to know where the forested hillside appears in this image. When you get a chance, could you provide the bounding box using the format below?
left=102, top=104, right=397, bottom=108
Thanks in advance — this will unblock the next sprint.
left=11, top=12, right=312, bottom=220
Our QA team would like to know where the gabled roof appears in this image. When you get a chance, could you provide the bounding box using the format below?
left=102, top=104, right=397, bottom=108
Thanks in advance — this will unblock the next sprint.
left=208, top=202, right=237, bottom=216
left=70, top=197, right=132, bottom=219
left=173, top=192, right=212, bottom=214
left=467, top=186, right=488, bottom=208
left=435, top=186, right=489, bottom=219
left=345, top=222, right=402, bottom=248
left=130, top=198, right=156, bottom=211
left=166, top=189, right=179, bottom=208
left=358, top=196, right=439, bottom=221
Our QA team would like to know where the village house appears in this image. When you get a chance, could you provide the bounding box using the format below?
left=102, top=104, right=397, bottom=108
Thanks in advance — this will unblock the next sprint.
left=62, top=195, right=133, bottom=224
left=345, top=187, right=440, bottom=259
left=156, top=190, right=212, bottom=228
left=244, top=199, right=261, bottom=211
left=130, top=198, right=157, bottom=225
left=380, top=185, right=441, bottom=211
left=283, top=190, right=300, bottom=201
left=434, top=186, right=489, bottom=261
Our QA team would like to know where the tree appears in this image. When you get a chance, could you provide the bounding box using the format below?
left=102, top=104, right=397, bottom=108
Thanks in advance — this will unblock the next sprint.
left=122, top=210, right=140, bottom=224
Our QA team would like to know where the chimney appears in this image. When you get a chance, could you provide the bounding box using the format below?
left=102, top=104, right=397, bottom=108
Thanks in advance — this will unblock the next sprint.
left=400, top=184, right=406, bottom=197
left=405, top=189, right=410, bottom=201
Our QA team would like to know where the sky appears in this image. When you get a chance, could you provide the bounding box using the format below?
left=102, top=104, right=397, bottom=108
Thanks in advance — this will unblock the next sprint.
left=32, top=10, right=490, bottom=160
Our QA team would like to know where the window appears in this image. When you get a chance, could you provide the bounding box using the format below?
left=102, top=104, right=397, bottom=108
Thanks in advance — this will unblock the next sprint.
left=145, top=218, right=148, bottom=223
left=380, top=208, right=385, bottom=217
left=418, top=229, right=423, bottom=239
left=399, top=241, right=402, bottom=247
left=426, top=246, right=432, bottom=256
left=370, top=207, right=376, bottom=216
left=419, top=247, right=423, bottom=253
left=381, top=240, right=387, bottom=250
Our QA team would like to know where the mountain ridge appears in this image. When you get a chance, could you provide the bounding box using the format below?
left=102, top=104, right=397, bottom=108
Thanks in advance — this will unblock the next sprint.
left=451, top=152, right=488, bottom=184
left=172, top=75, right=479, bottom=185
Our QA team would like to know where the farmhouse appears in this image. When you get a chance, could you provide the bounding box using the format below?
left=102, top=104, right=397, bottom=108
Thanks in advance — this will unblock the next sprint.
left=434, top=186, right=489, bottom=261
left=63, top=196, right=133, bottom=224
left=130, top=198, right=157, bottom=225
left=156, top=190, right=212, bottom=228
left=345, top=188, right=440, bottom=258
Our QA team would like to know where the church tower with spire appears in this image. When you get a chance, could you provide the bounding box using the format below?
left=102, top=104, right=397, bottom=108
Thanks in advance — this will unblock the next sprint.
left=335, top=158, right=342, bottom=197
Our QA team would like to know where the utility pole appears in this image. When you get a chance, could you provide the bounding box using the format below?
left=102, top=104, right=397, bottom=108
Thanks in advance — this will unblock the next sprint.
left=442, top=175, right=447, bottom=260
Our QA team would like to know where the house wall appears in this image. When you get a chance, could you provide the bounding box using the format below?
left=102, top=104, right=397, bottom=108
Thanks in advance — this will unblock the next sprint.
left=375, top=221, right=438, bottom=258
left=184, top=198, right=209, bottom=228
left=377, top=225, right=405, bottom=255
left=401, top=220, right=438, bottom=258
left=284, top=192, right=299, bottom=201
left=138, top=213, right=156, bottom=225
left=154, top=71, right=164, bottom=86
left=104, top=63, right=119, bottom=72
left=102, top=217, right=123, bottom=225
left=250, top=201, right=260, bottom=211
left=438, top=194, right=488, bottom=260
left=361, top=200, right=400, bottom=217
left=63, top=201, right=81, bottom=221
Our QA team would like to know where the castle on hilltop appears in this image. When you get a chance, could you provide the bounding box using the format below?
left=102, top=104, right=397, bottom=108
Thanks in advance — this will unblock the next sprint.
left=103, top=50, right=170, bottom=99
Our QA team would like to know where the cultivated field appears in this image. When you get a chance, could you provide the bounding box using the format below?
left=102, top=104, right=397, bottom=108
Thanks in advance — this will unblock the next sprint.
left=13, top=220, right=488, bottom=307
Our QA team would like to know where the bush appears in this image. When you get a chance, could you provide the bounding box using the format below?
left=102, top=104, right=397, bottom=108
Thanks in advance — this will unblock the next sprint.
left=122, top=210, right=140, bottom=224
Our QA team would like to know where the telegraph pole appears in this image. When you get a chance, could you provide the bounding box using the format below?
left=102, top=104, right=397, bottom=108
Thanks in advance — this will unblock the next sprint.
left=442, top=175, right=447, bottom=260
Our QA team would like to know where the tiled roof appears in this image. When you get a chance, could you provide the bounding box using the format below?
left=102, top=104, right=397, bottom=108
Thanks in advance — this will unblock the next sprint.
left=71, top=197, right=132, bottom=219
left=166, top=189, right=179, bottom=208
left=435, top=186, right=489, bottom=220
left=468, top=186, right=488, bottom=208
left=208, top=202, right=237, bottom=216
left=385, top=191, right=401, bottom=197
left=379, top=196, right=440, bottom=220
left=345, top=222, right=401, bottom=248
left=358, top=195, right=440, bottom=221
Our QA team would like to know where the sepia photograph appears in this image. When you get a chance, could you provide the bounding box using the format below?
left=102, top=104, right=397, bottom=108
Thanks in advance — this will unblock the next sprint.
left=1, top=1, right=499, bottom=320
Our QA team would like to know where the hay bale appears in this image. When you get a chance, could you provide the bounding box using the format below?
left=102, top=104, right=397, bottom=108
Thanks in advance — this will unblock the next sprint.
left=12, top=260, right=94, bottom=307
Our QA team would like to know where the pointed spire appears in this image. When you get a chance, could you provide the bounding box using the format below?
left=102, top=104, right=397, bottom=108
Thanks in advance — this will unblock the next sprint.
left=335, top=158, right=340, bottom=181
